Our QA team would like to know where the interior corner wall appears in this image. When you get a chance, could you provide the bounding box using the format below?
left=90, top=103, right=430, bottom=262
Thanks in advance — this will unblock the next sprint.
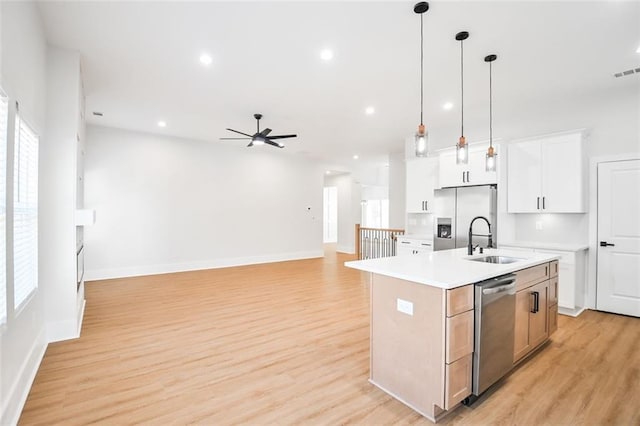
left=83, top=126, right=324, bottom=280
left=388, top=152, right=405, bottom=229
left=324, top=173, right=360, bottom=254
left=0, top=2, right=49, bottom=425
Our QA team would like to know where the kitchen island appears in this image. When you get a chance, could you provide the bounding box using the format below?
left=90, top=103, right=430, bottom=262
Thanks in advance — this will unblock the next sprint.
left=345, top=248, right=560, bottom=422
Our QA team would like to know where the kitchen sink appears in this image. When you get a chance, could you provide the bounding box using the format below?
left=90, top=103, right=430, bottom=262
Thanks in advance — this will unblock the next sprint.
left=467, top=255, right=523, bottom=264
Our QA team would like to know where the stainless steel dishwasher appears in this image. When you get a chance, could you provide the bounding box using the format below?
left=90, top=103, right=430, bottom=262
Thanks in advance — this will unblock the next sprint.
left=471, top=273, right=517, bottom=397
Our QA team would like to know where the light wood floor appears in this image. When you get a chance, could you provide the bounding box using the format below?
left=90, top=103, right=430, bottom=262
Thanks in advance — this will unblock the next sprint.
left=20, top=248, right=640, bottom=425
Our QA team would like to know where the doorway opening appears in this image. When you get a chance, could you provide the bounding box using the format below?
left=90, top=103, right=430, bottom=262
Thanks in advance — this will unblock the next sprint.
left=323, top=186, right=337, bottom=244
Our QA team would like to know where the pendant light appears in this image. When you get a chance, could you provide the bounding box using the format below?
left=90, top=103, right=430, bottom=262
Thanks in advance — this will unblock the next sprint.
left=485, top=54, right=497, bottom=172
left=455, top=31, right=469, bottom=164
left=414, top=2, right=430, bottom=157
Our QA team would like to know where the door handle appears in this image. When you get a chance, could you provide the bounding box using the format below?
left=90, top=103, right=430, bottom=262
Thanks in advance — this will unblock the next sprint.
left=599, top=241, right=615, bottom=247
left=530, top=291, right=539, bottom=313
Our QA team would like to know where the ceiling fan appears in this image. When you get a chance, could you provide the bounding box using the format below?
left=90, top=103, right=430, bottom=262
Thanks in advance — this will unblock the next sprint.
left=221, top=113, right=297, bottom=148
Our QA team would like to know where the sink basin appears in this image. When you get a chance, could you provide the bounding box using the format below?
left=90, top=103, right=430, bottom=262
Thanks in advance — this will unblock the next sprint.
left=467, top=255, right=523, bottom=264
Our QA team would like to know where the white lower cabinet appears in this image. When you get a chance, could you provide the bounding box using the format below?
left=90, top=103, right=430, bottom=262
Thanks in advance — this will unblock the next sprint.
left=397, top=236, right=433, bottom=255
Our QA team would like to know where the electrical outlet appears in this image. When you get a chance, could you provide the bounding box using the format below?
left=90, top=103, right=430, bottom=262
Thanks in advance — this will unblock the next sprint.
left=396, top=298, right=414, bottom=316
left=536, top=221, right=543, bottom=230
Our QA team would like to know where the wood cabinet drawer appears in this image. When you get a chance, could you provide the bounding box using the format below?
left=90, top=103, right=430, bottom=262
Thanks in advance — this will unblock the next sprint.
left=550, top=260, right=559, bottom=278
left=515, top=263, right=550, bottom=291
left=446, top=310, right=474, bottom=363
left=549, top=276, right=558, bottom=305
left=549, top=303, right=558, bottom=336
left=446, top=285, right=474, bottom=317
left=444, top=353, right=472, bottom=410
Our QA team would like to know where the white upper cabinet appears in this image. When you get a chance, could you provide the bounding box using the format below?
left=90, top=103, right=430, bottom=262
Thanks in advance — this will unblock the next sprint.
left=438, top=143, right=498, bottom=188
left=507, top=131, right=585, bottom=213
left=406, top=157, right=438, bottom=213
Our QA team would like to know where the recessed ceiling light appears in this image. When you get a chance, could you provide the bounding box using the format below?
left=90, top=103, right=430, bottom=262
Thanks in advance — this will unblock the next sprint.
left=157, top=121, right=167, bottom=128
left=353, top=154, right=359, bottom=160
left=443, top=102, right=454, bottom=110
left=199, top=53, right=213, bottom=66
left=320, top=49, right=334, bottom=61
left=365, top=106, right=375, bottom=115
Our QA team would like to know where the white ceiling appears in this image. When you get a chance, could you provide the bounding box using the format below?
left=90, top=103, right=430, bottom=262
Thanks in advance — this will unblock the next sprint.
left=37, top=1, right=640, bottom=170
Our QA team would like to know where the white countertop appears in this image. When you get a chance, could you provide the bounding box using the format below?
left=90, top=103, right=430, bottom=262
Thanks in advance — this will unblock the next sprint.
left=345, top=248, right=560, bottom=289
left=398, top=234, right=433, bottom=241
left=500, top=241, right=589, bottom=252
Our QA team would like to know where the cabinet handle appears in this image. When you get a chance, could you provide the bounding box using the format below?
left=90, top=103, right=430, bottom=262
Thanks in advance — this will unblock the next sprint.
left=401, top=241, right=411, bottom=244
left=542, top=196, right=546, bottom=209
left=425, top=201, right=428, bottom=211
left=545, top=265, right=548, bottom=276
left=537, top=197, right=540, bottom=210
left=462, top=171, right=466, bottom=183
left=531, top=291, right=540, bottom=314
left=466, top=171, right=470, bottom=182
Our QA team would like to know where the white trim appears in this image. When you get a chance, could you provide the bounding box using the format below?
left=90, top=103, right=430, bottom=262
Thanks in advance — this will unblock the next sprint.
left=508, top=128, right=588, bottom=145
left=336, top=244, right=355, bottom=254
left=1, top=327, right=47, bottom=426
left=559, top=306, right=587, bottom=317
left=587, top=152, right=640, bottom=310
left=46, top=318, right=80, bottom=343
left=84, top=250, right=324, bottom=281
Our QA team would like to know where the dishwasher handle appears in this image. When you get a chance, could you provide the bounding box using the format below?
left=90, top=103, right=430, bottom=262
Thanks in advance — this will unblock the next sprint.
left=482, top=281, right=516, bottom=295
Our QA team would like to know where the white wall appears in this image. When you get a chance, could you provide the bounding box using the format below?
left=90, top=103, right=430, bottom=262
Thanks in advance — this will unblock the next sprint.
left=84, top=126, right=324, bottom=280
left=41, top=47, right=82, bottom=343
left=0, top=2, right=49, bottom=424
left=324, top=173, right=361, bottom=254
left=388, top=151, right=405, bottom=229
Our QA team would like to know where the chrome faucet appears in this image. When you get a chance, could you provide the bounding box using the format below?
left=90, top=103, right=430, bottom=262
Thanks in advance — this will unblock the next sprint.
left=468, top=216, right=493, bottom=255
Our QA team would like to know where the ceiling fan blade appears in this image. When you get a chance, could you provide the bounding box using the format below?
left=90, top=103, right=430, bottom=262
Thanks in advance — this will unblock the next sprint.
left=226, top=128, right=253, bottom=137
left=268, top=134, right=297, bottom=140
left=265, top=138, right=285, bottom=148
left=220, top=137, right=251, bottom=140
left=261, top=128, right=272, bottom=137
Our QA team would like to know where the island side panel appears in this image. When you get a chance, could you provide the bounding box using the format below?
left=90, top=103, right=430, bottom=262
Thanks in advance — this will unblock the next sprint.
left=370, top=274, right=445, bottom=418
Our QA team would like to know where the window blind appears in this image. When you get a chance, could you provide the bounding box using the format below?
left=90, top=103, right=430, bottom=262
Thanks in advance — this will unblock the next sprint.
left=0, top=92, right=7, bottom=323
left=13, top=113, right=38, bottom=311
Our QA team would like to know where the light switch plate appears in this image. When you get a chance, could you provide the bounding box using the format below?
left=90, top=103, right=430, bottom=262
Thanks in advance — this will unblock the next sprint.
left=397, top=298, right=414, bottom=316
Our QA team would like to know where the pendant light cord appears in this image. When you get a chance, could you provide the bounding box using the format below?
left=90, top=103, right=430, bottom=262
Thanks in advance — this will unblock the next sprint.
left=420, top=13, right=424, bottom=125
left=489, top=60, right=493, bottom=148
left=460, top=39, right=464, bottom=137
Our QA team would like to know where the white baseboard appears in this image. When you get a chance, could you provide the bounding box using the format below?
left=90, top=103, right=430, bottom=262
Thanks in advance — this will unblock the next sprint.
left=47, top=318, right=81, bottom=343
left=336, top=245, right=355, bottom=254
left=84, top=250, right=324, bottom=281
left=559, top=306, right=587, bottom=317
left=1, top=328, right=48, bottom=426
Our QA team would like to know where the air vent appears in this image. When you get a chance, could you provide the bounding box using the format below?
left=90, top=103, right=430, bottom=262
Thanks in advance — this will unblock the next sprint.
left=614, top=67, right=640, bottom=78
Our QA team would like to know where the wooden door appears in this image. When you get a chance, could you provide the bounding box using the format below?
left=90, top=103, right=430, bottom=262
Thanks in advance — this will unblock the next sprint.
left=528, top=280, right=549, bottom=349
left=597, top=159, right=640, bottom=317
left=513, top=289, right=531, bottom=362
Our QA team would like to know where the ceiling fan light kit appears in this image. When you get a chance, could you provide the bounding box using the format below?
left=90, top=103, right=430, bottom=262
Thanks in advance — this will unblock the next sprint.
left=220, top=113, right=296, bottom=149
left=414, top=1, right=430, bottom=158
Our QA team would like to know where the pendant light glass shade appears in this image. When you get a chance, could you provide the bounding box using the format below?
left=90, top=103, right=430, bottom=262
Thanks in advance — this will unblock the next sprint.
left=414, top=2, right=429, bottom=157
left=415, top=124, right=429, bottom=157
left=485, top=54, right=497, bottom=172
left=455, top=31, right=469, bottom=165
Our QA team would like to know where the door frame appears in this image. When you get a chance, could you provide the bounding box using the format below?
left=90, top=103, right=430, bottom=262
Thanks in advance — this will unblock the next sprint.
left=587, top=152, right=640, bottom=310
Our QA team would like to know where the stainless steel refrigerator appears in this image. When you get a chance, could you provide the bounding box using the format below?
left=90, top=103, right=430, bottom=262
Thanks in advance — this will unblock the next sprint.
left=433, top=185, right=497, bottom=251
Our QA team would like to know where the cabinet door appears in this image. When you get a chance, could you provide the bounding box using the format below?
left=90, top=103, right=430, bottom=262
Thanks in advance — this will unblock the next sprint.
left=514, top=289, right=532, bottom=362
left=467, top=149, right=497, bottom=186
left=528, top=280, right=549, bottom=349
left=507, top=140, right=542, bottom=213
left=541, top=133, right=585, bottom=213
left=444, top=354, right=472, bottom=410
left=548, top=303, right=558, bottom=336
left=406, top=158, right=438, bottom=213
left=439, top=151, right=465, bottom=188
